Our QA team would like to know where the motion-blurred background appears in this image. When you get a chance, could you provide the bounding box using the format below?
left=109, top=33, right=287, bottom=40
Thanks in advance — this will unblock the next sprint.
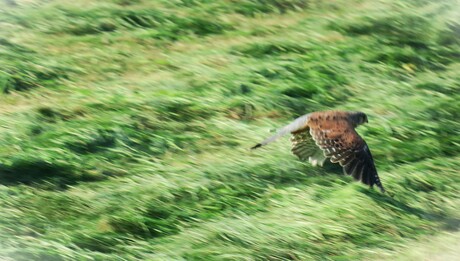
left=0, top=0, right=459, bottom=260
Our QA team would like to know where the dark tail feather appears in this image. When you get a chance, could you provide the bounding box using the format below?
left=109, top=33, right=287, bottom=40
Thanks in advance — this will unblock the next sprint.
left=251, top=143, right=262, bottom=150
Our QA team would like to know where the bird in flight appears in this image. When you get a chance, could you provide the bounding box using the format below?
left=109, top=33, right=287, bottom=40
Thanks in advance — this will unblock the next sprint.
left=251, top=111, right=385, bottom=192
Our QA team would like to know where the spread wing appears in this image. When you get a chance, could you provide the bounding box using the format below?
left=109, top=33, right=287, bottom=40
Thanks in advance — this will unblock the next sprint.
left=290, top=130, right=326, bottom=166
left=309, top=122, right=385, bottom=192
left=251, top=114, right=310, bottom=149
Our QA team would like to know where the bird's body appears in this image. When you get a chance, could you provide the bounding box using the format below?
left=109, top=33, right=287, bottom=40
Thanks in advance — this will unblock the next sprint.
left=251, top=110, right=385, bottom=192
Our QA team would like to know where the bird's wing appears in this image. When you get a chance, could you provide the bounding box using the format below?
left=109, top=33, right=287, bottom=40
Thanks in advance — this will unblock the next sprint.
left=309, top=121, right=385, bottom=192
left=290, top=130, right=326, bottom=166
left=251, top=114, right=310, bottom=149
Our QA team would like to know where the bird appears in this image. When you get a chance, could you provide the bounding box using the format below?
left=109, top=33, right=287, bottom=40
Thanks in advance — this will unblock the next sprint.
left=251, top=110, right=385, bottom=192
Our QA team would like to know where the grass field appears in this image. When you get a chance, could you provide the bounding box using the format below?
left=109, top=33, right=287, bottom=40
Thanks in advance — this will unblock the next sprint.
left=0, top=0, right=459, bottom=260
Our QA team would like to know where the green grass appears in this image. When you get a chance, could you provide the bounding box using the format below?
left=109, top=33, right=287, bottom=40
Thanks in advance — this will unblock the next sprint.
left=0, top=0, right=459, bottom=260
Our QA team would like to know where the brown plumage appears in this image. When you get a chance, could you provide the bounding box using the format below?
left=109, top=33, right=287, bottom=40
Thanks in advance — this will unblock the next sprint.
left=251, top=110, right=385, bottom=192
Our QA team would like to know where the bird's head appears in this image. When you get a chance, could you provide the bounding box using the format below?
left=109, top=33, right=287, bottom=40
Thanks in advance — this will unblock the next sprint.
left=349, top=111, right=368, bottom=127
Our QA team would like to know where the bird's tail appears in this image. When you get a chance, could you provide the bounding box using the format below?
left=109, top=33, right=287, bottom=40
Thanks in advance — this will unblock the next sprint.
left=251, top=114, right=310, bottom=149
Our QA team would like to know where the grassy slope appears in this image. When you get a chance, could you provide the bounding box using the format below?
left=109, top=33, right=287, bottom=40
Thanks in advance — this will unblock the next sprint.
left=0, top=0, right=459, bottom=260
left=369, top=230, right=460, bottom=260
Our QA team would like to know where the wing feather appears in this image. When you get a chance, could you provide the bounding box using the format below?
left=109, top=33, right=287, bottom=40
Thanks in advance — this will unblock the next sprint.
left=251, top=114, right=310, bottom=149
left=309, top=122, right=385, bottom=192
left=290, top=130, right=326, bottom=166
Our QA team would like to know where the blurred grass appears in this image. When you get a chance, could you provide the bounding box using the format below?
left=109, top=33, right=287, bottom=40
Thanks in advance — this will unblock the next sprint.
left=0, top=0, right=459, bottom=260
